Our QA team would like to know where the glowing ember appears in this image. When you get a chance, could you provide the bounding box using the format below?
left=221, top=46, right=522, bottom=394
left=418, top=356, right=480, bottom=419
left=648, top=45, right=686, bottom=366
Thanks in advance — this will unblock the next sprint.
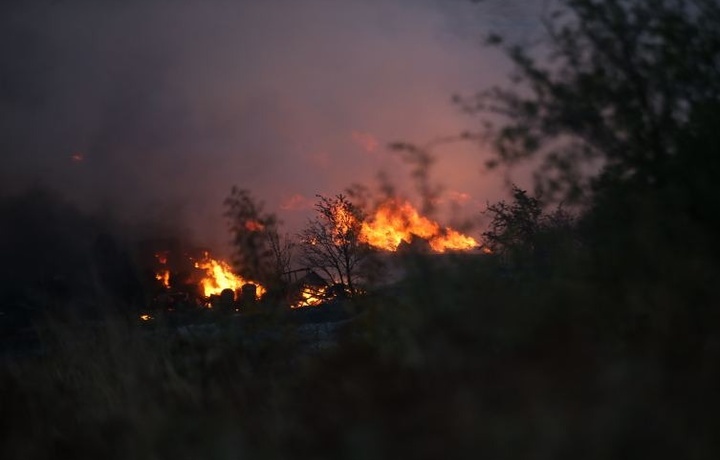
left=291, top=285, right=328, bottom=309
left=140, top=314, right=153, bottom=321
left=155, top=269, right=170, bottom=288
left=360, top=199, right=478, bottom=252
left=194, top=256, right=266, bottom=299
left=244, top=220, right=265, bottom=232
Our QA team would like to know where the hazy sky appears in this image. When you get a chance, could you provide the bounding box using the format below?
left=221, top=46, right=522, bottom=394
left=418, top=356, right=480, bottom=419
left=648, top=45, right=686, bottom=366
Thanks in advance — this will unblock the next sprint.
left=1, top=0, right=544, bottom=249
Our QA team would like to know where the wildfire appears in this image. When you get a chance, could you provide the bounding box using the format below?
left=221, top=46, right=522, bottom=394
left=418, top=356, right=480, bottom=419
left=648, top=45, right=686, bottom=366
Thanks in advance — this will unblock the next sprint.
left=194, top=256, right=266, bottom=299
left=360, top=199, right=478, bottom=252
left=291, top=285, right=328, bottom=309
left=155, top=270, right=170, bottom=288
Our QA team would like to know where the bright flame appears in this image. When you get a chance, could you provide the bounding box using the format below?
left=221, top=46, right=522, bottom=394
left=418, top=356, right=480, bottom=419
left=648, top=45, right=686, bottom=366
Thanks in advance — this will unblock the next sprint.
left=291, top=286, right=327, bottom=309
left=360, top=199, right=478, bottom=252
left=155, top=269, right=170, bottom=288
left=331, top=203, right=358, bottom=245
left=194, top=256, right=266, bottom=299
left=140, top=314, right=153, bottom=321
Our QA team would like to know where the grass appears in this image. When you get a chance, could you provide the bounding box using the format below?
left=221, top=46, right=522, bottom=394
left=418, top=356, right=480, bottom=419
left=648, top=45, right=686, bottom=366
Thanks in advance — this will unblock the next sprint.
left=2, top=253, right=720, bottom=459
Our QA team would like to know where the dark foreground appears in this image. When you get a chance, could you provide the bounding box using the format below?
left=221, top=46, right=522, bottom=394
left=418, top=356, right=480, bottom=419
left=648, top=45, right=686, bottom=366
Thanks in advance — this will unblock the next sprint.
left=2, top=259, right=719, bottom=460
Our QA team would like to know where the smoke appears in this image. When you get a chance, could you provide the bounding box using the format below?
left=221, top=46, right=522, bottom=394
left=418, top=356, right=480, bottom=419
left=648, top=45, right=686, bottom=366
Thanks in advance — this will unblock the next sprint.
left=0, top=0, right=543, bottom=250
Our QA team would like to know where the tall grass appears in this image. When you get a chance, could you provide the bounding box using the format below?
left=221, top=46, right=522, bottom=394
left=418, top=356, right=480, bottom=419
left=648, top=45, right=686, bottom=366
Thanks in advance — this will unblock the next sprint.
left=3, top=244, right=719, bottom=459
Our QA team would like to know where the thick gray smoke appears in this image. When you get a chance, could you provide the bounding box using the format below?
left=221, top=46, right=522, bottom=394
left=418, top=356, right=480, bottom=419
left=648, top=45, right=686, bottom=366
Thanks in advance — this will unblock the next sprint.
left=0, top=0, right=542, bottom=250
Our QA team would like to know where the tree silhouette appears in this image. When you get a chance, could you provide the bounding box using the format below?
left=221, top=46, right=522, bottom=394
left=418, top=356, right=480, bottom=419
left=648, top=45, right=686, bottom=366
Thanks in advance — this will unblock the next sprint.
left=224, top=187, right=293, bottom=287
left=298, top=195, right=372, bottom=294
left=458, top=0, right=720, bottom=202
left=482, top=185, right=577, bottom=270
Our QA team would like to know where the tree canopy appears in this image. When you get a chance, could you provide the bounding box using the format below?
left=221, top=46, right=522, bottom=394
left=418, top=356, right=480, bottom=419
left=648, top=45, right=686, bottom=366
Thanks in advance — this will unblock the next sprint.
left=460, top=0, right=720, bottom=202
left=298, top=194, right=373, bottom=294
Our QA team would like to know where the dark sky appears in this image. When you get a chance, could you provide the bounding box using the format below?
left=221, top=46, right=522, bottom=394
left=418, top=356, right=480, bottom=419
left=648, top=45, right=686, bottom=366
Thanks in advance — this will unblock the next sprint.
left=0, top=0, right=543, bottom=250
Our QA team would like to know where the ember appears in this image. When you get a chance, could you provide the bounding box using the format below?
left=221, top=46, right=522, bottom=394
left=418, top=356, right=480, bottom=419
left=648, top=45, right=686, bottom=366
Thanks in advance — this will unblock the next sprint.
left=155, top=270, right=170, bottom=288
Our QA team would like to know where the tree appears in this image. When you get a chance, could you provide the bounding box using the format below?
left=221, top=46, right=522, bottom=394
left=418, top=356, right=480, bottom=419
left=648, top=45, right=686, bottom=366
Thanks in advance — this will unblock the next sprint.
left=298, top=194, right=372, bottom=294
left=464, top=0, right=720, bottom=360
left=458, top=0, right=720, bottom=202
left=482, top=185, right=577, bottom=269
left=224, top=187, right=293, bottom=287
left=482, top=185, right=544, bottom=254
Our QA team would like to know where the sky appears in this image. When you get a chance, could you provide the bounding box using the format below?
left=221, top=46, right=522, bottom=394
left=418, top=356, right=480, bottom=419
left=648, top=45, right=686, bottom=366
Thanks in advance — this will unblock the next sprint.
left=0, top=0, right=545, bottom=250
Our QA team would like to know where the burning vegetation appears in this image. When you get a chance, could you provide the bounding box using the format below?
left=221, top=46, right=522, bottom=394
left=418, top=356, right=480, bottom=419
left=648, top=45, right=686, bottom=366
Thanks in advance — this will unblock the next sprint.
left=145, top=195, right=480, bottom=317
left=359, top=199, right=479, bottom=252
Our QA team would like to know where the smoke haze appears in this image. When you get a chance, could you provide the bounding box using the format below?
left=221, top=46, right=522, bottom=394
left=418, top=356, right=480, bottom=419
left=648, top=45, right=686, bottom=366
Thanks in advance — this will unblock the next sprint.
left=1, top=0, right=543, bottom=250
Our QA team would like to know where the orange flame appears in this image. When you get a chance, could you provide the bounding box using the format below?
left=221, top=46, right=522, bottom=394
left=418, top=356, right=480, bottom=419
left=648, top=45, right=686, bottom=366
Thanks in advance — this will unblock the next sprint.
left=360, top=199, right=478, bottom=252
left=291, top=285, right=327, bottom=309
left=194, top=256, right=266, bottom=299
left=155, top=269, right=170, bottom=288
left=244, top=220, right=265, bottom=232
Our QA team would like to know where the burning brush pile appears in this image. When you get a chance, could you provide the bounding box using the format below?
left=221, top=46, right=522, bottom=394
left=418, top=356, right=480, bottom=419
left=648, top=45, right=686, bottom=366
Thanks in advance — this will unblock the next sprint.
left=143, top=197, right=481, bottom=320
left=143, top=249, right=266, bottom=321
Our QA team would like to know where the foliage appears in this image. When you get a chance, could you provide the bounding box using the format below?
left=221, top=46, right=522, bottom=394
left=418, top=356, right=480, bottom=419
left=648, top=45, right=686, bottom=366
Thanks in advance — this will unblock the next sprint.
left=224, top=187, right=293, bottom=287
left=482, top=184, right=544, bottom=253
left=482, top=184, right=577, bottom=270
left=458, top=0, right=720, bottom=202
left=298, top=194, right=373, bottom=294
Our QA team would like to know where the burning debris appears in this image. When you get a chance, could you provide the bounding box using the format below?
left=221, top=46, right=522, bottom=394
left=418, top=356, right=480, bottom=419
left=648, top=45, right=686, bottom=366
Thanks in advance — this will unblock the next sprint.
left=141, top=196, right=480, bottom=320
left=193, top=254, right=266, bottom=299
left=144, top=248, right=267, bottom=320
left=286, top=269, right=331, bottom=309
left=155, top=270, right=170, bottom=288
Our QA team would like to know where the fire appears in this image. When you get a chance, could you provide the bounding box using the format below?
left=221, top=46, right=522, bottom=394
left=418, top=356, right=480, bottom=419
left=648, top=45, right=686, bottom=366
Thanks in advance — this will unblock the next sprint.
left=291, top=285, right=327, bottom=309
left=194, top=256, right=266, bottom=299
left=155, top=269, right=170, bottom=288
left=360, top=199, right=478, bottom=252
left=244, top=220, right=265, bottom=232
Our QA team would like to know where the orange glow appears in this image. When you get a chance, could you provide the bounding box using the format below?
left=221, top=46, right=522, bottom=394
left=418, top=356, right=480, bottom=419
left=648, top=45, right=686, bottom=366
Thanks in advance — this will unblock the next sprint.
left=140, top=314, right=153, bottom=321
left=330, top=202, right=358, bottom=245
left=244, top=220, right=265, bottom=232
left=359, top=199, right=478, bottom=252
left=291, top=285, right=327, bottom=309
left=194, top=256, right=266, bottom=299
left=155, top=269, right=170, bottom=288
